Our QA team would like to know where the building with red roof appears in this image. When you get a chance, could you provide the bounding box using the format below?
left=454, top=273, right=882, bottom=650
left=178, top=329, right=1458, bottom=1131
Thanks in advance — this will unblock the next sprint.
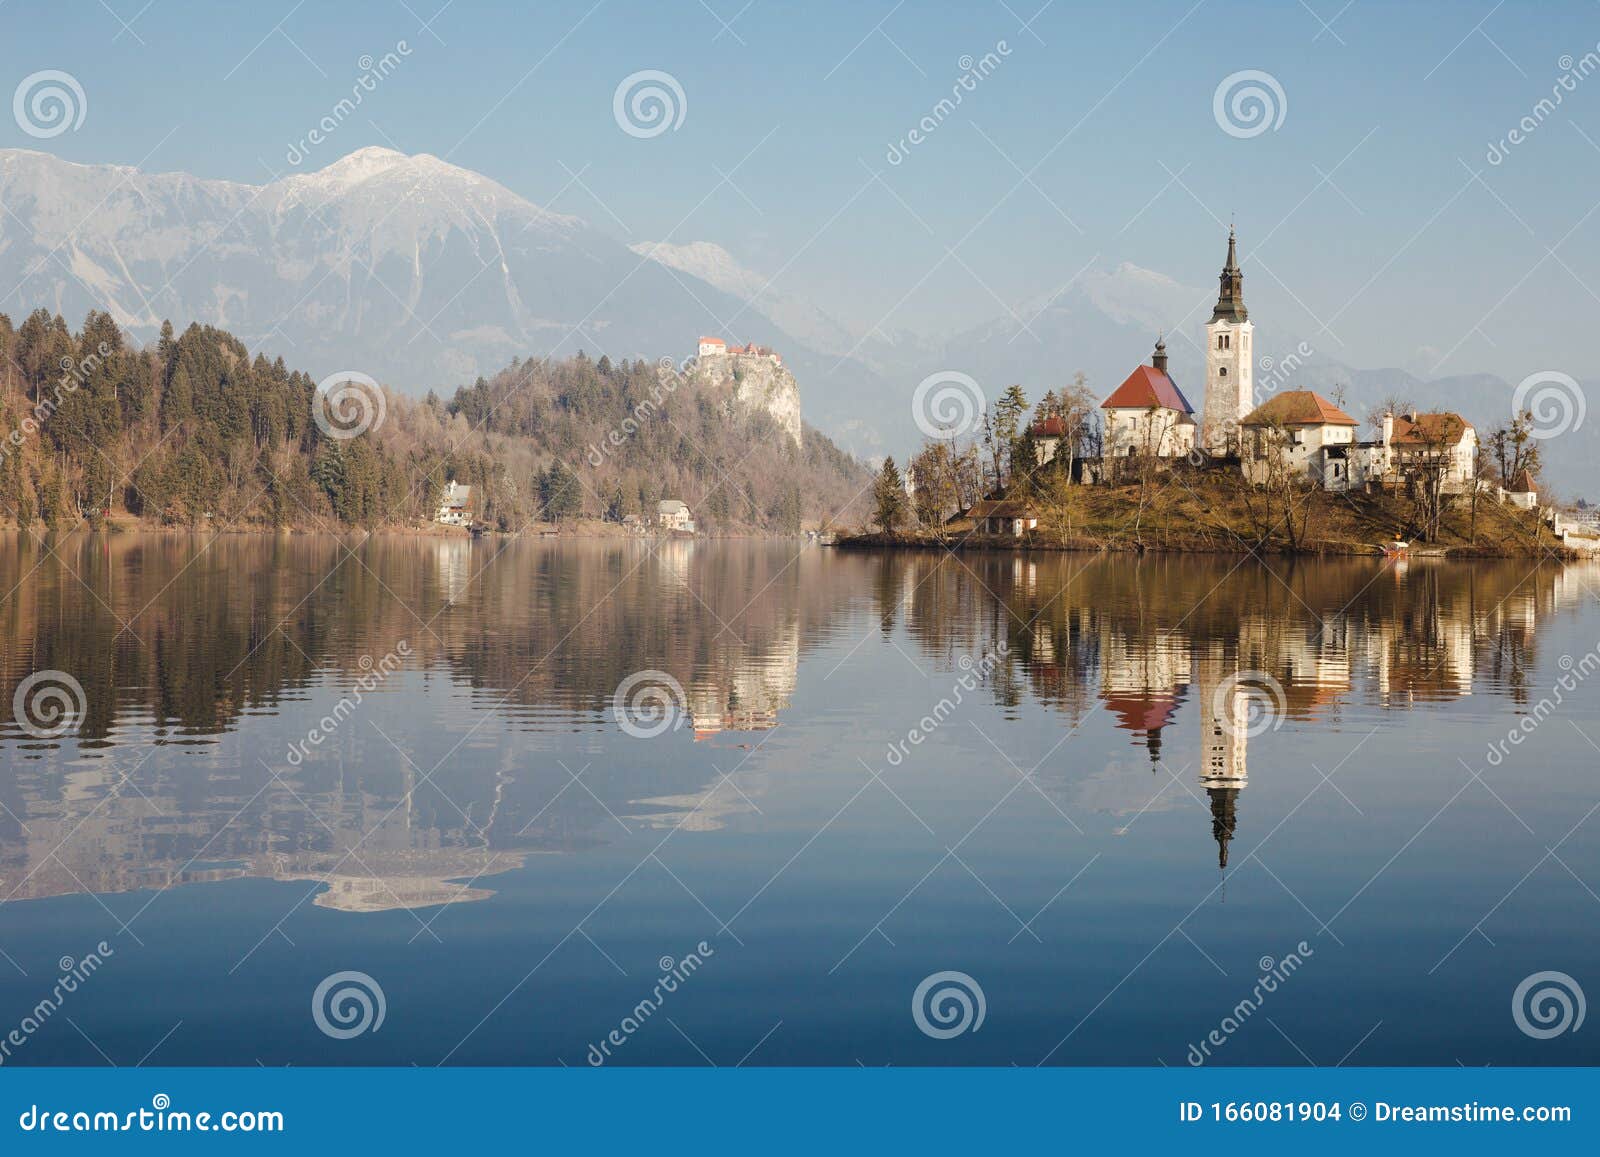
left=1100, top=337, right=1197, bottom=460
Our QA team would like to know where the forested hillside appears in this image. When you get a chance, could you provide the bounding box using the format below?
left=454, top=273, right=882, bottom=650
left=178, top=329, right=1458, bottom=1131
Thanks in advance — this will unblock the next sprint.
left=0, top=310, right=869, bottom=533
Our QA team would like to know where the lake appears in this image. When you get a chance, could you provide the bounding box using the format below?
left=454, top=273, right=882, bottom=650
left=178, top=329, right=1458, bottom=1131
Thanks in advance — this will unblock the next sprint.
left=1, top=534, right=1597, bottom=1066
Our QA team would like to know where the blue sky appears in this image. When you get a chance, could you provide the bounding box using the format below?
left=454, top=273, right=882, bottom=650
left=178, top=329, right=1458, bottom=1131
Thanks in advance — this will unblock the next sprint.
left=5, top=0, right=1600, bottom=380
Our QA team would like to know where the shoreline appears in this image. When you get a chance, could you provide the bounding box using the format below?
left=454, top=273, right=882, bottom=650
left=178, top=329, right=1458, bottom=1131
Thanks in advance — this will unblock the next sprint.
left=833, top=530, right=1582, bottom=561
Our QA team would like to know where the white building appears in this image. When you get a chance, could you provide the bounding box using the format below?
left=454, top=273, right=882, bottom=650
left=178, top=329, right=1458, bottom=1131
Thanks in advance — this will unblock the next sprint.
left=698, top=336, right=727, bottom=359
left=1099, top=338, right=1198, bottom=459
left=657, top=499, right=696, bottom=533
left=1386, top=410, right=1479, bottom=490
left=1202, top=227, right=1254, bottom=455
left=435, top=480, right=474, bottom=526
left=1238, top=391, right=1361, bottom=488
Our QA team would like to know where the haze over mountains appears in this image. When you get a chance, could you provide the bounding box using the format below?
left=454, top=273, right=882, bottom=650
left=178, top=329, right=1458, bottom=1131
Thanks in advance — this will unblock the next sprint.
left=1, top=146, right=1586, bottom=493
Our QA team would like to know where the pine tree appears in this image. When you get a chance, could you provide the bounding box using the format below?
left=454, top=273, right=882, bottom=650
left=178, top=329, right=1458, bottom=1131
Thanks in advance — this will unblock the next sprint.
left=873, top=457, right=907, bottom=533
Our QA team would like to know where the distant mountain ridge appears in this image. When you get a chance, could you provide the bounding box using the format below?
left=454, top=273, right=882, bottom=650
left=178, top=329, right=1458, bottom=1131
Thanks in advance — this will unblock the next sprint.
left=1, top=146, right=1587, bottom=495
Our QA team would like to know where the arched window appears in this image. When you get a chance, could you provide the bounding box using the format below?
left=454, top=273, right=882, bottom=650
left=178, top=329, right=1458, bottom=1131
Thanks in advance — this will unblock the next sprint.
left=1219, top=367, right=1228, bottom=377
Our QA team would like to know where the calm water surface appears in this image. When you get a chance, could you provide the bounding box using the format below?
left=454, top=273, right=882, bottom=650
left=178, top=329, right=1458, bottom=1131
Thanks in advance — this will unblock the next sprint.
left=1, top=534, right=1597, bottom=1066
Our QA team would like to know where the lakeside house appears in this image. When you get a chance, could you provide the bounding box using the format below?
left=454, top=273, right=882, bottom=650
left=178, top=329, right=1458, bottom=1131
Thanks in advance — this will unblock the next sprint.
left=658, top=499, right=696, bottom=533
left=436, top=480, right=474, bottom=526
left=964, top=499, right=1039, bottom=536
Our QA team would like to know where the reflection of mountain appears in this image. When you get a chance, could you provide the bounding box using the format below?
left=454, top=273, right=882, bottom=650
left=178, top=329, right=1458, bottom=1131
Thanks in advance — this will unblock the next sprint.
left=0, top=536, right=858, bottom=908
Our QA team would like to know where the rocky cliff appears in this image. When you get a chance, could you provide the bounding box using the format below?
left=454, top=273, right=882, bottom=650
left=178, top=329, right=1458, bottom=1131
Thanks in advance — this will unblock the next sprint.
left=688, top=352, right=804, bottom=449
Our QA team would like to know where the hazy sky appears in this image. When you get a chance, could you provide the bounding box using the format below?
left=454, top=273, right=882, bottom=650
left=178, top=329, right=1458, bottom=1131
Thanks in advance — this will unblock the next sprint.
left=5, top=0, right=1600, bottom=381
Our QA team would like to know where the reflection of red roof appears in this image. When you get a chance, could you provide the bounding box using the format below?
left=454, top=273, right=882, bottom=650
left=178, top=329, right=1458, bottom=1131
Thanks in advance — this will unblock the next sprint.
left=1104, top=691, right=1183, bottom=735
left=1102, top=365, right=1194, bottom=414
left=1032, top=416, right=1067, bottom=437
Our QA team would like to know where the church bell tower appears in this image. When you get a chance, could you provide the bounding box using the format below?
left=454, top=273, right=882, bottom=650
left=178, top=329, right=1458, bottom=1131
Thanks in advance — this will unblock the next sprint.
left=1203, top=227, right=1253, bottom=455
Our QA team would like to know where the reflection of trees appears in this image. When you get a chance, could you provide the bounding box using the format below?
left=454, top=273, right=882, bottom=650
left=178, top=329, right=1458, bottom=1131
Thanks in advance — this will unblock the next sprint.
left=0, top=536, right=853, bottom=907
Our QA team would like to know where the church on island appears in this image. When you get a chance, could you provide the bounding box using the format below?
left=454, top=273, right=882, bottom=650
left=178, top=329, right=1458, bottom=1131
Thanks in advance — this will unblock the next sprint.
left=1027, top=227, right=1482, bottom=500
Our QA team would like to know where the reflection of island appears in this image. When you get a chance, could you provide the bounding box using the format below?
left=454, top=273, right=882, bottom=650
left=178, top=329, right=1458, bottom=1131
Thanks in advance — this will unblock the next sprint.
left=884, top=551, right=1599, bottom=868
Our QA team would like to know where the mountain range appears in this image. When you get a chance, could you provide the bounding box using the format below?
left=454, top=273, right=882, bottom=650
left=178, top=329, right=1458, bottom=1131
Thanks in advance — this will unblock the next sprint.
left=1, top=146, right=1589, bottom=495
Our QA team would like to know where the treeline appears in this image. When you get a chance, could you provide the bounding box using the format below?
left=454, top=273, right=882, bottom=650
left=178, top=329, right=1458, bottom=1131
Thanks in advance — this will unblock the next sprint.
left=0, top=310, right=868, bottom=533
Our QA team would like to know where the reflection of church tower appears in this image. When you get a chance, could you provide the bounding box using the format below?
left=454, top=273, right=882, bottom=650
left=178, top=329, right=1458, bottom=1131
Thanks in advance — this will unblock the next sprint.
left=1207, top=786, right=1239, bottom=869
left=1196, top=648, right=1248, bottom=869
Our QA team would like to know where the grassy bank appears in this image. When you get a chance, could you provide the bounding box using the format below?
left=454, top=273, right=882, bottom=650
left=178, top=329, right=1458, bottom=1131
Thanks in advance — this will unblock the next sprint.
left=842, top=474, right=1576, bottom=558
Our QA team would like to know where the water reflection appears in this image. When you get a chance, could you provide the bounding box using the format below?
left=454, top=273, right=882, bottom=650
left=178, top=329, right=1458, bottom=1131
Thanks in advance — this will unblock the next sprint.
left=0, top=534, right=1593, bottom=911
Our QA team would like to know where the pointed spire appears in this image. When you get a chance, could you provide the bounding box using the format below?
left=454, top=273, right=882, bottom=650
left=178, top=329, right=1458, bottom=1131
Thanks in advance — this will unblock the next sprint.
left=1211, top=226, right=1248, bottom=324
left=1208, top=785, right=1238, bottom=870
left=1151, top=333, right=1168, bottom=375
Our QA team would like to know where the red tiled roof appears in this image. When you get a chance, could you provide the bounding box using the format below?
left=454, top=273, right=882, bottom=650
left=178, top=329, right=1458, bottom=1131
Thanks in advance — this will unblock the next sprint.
left=1511, top=469, right=1538, bottom=493
left=1031, top=416, right=1068, bottom=437
left=1101, top=364, right=1194, bottom=414
left=1390, top=411, right=1472, bottom=446
left=699, top=336, right=725, bottom=345
left=1241, top=390, right=1358, bottom=427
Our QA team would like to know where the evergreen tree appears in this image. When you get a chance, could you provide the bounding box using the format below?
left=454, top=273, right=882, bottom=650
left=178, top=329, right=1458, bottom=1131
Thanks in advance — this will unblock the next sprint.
left=873, top=457, right=908, bottom=533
